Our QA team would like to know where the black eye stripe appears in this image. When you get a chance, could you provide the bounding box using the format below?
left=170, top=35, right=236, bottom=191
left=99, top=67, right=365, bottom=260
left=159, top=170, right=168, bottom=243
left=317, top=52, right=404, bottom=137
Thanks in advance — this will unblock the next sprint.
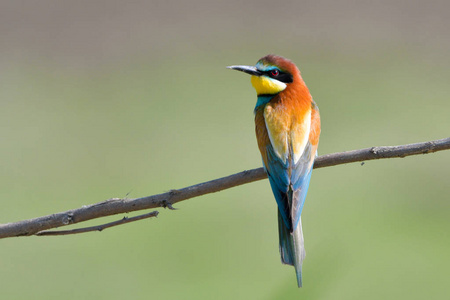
left=262, top=70, right=293, bottom=84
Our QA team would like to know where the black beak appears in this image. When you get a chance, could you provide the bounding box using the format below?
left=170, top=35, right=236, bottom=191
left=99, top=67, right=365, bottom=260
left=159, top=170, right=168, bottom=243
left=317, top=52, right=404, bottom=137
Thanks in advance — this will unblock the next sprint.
left=227, top=65, right=262, bottom=76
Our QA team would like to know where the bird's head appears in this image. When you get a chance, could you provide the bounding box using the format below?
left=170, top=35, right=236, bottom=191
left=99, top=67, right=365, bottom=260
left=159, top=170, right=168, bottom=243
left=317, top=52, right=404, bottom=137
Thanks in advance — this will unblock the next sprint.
left=227, top=54, right=300, bottom=96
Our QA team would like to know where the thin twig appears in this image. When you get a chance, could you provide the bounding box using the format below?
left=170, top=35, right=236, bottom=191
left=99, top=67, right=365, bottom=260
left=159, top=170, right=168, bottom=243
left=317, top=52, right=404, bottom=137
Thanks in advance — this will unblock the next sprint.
left=0, top=137, right=449, bottom=239
left=36, top=211, right=159, bottom=236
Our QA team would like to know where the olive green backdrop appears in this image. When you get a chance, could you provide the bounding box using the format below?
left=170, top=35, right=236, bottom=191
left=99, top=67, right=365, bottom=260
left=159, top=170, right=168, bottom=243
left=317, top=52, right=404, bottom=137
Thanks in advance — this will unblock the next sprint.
left=0, top=1, right=449, bottom=299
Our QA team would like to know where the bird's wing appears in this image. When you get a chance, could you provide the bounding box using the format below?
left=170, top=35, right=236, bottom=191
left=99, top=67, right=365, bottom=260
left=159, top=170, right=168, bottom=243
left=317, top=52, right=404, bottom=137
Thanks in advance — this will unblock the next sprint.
left=264, top=144, right=291, bottom=229
left=290, top=103, right=320, bottom=230
left=289, top=141, right=315, bottom=230
left=264, top=141, right=314, bottom=232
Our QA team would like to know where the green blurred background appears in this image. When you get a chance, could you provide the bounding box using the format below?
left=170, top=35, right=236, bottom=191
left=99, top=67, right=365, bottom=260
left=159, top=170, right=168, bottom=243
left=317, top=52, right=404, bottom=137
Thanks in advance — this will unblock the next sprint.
left=0, top=1, right=449, bottom=299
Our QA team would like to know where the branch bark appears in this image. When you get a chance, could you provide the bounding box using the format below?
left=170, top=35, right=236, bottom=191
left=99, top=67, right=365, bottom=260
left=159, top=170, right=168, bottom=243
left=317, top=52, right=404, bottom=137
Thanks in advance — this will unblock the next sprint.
left=1, top=137, right=449, bottom=239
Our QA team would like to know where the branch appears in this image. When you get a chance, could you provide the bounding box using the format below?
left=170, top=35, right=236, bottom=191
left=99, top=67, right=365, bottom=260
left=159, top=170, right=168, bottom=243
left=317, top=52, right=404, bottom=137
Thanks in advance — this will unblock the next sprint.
left=36, top=211, right=159, bottom=236
left=1, top=137, right=449, bottom=239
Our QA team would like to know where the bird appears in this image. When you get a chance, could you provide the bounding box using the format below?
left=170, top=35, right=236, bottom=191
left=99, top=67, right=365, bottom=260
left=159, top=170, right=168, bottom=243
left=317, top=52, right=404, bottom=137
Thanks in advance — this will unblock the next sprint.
left=227, top=55, right=320, bottom=287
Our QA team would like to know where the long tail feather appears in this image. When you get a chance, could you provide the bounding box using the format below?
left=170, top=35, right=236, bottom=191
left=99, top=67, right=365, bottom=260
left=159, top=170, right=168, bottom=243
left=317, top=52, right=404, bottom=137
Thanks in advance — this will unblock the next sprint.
left=278, top=211, right=305, bottom=287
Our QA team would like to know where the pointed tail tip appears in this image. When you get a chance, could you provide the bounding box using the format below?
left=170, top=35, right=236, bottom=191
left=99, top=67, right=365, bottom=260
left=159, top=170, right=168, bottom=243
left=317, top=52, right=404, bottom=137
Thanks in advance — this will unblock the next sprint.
left=296, top=266, right=303, bottom=288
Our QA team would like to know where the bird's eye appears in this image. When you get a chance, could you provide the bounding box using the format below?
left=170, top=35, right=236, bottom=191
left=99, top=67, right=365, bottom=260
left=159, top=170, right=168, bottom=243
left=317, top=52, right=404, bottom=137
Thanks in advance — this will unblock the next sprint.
left=270, top=70, right=279, bottom=76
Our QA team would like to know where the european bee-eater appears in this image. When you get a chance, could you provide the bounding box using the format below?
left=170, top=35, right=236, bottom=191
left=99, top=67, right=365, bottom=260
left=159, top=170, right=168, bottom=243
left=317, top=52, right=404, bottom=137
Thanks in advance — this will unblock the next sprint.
left=228, top=55, right=320, bottom=287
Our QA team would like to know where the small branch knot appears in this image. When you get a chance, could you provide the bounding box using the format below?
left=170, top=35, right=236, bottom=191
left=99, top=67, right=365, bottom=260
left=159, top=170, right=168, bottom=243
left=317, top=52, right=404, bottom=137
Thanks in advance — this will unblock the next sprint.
left=161, top=200, right=177, bottom=210
left=62, top=213, right=74, bottom=225
left=370, top=147, right=380, bottom=155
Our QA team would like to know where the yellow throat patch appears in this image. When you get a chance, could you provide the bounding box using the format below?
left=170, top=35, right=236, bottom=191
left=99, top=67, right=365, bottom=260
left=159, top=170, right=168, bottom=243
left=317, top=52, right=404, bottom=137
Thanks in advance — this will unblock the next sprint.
left=251, top=75, right=287, bottom=95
